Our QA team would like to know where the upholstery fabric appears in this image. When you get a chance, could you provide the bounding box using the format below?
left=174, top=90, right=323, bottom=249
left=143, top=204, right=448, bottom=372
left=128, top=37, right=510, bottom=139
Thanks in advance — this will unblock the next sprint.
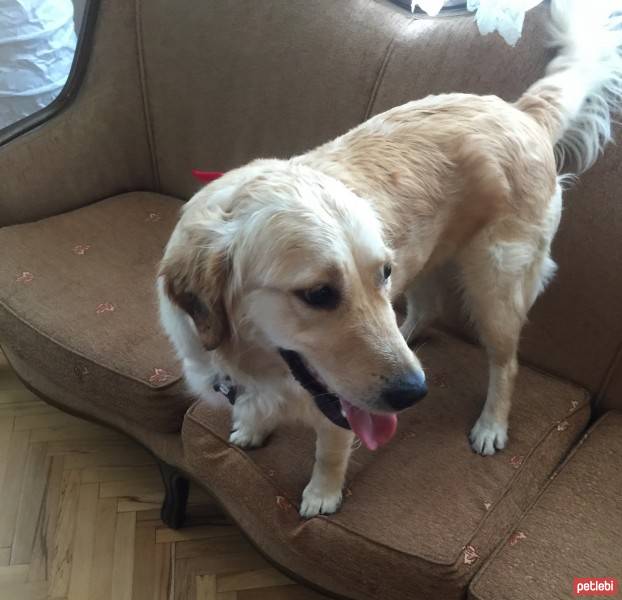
left=0, top=193, right=190, bottom=432
left=183, top=331, right=590, bottom=600
left=469, top=411, right=622, bottom=600
left=138, top=0, right=409, bottom=199
left=0, top=0, right=154, bottom=227
left=520, top=152, right=622, bottom=410
left=601, top=357, right=622, bottom=412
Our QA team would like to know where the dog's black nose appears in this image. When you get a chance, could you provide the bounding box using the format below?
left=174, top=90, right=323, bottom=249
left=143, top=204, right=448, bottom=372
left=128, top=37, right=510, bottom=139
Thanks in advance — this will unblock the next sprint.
left=382, top=371, right=428, bottom=411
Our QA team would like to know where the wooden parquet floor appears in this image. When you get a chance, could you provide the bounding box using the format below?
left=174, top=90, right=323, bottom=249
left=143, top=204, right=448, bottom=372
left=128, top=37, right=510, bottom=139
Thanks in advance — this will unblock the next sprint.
left=0, top=351, right=329, bottom=600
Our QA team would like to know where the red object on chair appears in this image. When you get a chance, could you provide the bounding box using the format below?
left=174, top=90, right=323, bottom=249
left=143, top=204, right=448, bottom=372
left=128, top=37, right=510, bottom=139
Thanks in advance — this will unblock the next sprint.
left=192, top=169, right=224, bottom=183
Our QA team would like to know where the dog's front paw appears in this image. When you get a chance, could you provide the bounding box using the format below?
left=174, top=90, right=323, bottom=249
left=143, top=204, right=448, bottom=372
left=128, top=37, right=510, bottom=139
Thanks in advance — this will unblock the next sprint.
left=469, top=418, right=508, bottom=456
left=229, top=426, right=268, bottom=449
left=299, top=484, right=342, bottom=518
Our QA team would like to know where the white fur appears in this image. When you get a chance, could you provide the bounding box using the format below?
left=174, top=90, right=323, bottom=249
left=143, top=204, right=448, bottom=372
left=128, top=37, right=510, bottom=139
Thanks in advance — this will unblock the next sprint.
left=548, top=0, right=622, bottom=172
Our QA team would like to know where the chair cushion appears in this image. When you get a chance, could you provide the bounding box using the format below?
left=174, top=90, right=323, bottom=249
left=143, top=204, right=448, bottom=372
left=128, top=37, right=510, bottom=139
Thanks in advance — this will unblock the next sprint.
left=469, top=411, right=622, bottom=600
left=0, top=193, right=190, bottom=432
left=182, top=331, right=590, bottom=600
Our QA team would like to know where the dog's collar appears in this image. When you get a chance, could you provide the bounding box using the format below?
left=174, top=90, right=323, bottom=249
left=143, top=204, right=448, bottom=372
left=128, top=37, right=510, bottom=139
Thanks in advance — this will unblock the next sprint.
left=278, top=349, right=351, bottom=430
left=192, top=169, right=224, bottom=183
left=211, top=355, right=351, bottom=431
left=212, top=375, right=238, bottom=405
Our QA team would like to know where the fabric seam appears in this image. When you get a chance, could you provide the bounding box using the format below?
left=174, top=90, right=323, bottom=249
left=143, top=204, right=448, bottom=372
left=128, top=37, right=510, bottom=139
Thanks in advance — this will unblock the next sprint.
left=363, top=28, right=400, bottom=121
left=595, top=340, right=622, bottom=410
left=135, top=0, right=161, bottom=191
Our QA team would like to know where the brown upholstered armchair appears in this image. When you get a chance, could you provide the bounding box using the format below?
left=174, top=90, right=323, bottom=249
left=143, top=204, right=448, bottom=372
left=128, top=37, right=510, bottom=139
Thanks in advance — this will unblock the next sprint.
left=1, top=1, right=620, bottom=599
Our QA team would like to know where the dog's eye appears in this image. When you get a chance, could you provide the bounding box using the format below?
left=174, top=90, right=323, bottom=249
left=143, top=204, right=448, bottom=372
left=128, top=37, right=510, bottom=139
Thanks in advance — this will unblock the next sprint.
left=383, top=264, right=392, bottom=280
left=296, top=285, right=340, bottom=310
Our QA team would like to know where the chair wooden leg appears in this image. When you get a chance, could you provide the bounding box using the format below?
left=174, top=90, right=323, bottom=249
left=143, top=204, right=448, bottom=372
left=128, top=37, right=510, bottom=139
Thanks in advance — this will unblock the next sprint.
left=158, top=460, right=190, bottom=529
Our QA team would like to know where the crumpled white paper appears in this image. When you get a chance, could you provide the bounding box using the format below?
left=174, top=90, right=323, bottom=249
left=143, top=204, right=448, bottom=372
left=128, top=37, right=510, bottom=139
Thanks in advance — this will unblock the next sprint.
left=412, top=0, right=545, bottom=46
left=0, top=0, right=77, bottom=130
left=411, top=0, right=446, bottom=17
left=467, top=0, right=543, bottom=45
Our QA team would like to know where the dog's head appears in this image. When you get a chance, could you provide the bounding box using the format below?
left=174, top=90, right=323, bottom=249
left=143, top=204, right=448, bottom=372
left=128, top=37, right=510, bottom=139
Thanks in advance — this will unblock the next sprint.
left=159, top=160, right=427, bottom=448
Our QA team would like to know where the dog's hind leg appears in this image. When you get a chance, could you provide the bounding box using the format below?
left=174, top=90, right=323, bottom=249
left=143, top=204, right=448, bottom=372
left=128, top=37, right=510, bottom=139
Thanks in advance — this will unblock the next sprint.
left=399, top=269, right=444, bottom=344
left=459, top=187, right=561, bottom=455
left=459, top=242, right=529, bottom=455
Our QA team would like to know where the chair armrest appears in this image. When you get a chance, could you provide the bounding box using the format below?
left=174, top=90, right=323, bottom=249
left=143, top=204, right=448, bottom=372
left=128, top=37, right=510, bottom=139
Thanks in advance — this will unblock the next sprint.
left=0, top=0, right=155, bottom=227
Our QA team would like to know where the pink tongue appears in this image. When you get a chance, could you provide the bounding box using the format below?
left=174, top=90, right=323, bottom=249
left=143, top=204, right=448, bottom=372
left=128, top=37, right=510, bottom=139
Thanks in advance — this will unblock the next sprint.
left=340, top=399, right=398, bottom=451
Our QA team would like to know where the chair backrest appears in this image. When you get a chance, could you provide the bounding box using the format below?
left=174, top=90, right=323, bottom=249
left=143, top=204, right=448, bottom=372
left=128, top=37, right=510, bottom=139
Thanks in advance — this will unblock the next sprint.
left=3, top=0, right=621, bottom=409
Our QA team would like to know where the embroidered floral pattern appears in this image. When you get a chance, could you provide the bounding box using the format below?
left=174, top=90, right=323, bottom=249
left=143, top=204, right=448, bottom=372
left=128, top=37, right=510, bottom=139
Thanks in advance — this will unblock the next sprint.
left=146, top=212, right=161, bottom=222
left=16, top=271, right=34, bottom=283
left=95, top=302, right=115, bottom=314
left=464, top=545, right=479, bottom=565
left=72, top=244, right=91, bottom=255
left=73, top=365, right=89, bottom=379
left=509, top=531, right=527, bottom=546
left=557, top=420, right=569, bottom=432
left=427, top=371, right=448, bottom=388
left=276, top=496, right=293, bottom=510
left=510, top=455, right=524, bottom=469
left=149, top=368, right=172, bottom=385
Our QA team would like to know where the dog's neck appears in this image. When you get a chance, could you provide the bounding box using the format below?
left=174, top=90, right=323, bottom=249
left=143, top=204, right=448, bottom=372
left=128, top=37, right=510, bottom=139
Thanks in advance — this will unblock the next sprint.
left=215, top=326, right=289, bottom=390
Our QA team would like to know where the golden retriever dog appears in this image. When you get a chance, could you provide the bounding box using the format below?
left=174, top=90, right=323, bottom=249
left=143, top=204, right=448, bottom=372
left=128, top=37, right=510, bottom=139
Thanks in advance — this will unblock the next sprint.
left=158, top=1, right=622, bottom=517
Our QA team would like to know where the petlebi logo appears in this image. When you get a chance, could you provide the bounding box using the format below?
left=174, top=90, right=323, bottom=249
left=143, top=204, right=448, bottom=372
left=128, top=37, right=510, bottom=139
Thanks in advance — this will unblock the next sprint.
left=574, top=578, right=619, bottom=596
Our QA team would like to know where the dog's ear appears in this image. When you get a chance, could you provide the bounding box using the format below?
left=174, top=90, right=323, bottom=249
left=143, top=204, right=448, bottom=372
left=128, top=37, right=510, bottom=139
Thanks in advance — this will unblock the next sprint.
left=159, top=236, right=230, bottom=350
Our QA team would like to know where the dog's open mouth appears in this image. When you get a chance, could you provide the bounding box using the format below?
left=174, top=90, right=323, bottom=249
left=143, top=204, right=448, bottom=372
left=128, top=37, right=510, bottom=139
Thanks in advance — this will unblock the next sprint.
left=278, top=349, right=397, bottom=451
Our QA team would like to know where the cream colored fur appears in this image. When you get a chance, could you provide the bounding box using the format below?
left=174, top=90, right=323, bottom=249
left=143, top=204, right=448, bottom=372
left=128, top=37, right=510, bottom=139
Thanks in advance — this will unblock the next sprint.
left=158, top=1, right=622, bottom=517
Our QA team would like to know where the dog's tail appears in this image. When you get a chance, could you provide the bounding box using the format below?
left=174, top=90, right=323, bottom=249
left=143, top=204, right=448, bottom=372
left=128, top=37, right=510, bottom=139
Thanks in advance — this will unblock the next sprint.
left=517, top=0, right=622, bottom=173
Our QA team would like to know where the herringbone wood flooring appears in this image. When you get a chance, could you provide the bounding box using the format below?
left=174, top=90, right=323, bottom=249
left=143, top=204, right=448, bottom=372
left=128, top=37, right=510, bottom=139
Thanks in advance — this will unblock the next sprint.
left=0, top=350, right=329, bottom=600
